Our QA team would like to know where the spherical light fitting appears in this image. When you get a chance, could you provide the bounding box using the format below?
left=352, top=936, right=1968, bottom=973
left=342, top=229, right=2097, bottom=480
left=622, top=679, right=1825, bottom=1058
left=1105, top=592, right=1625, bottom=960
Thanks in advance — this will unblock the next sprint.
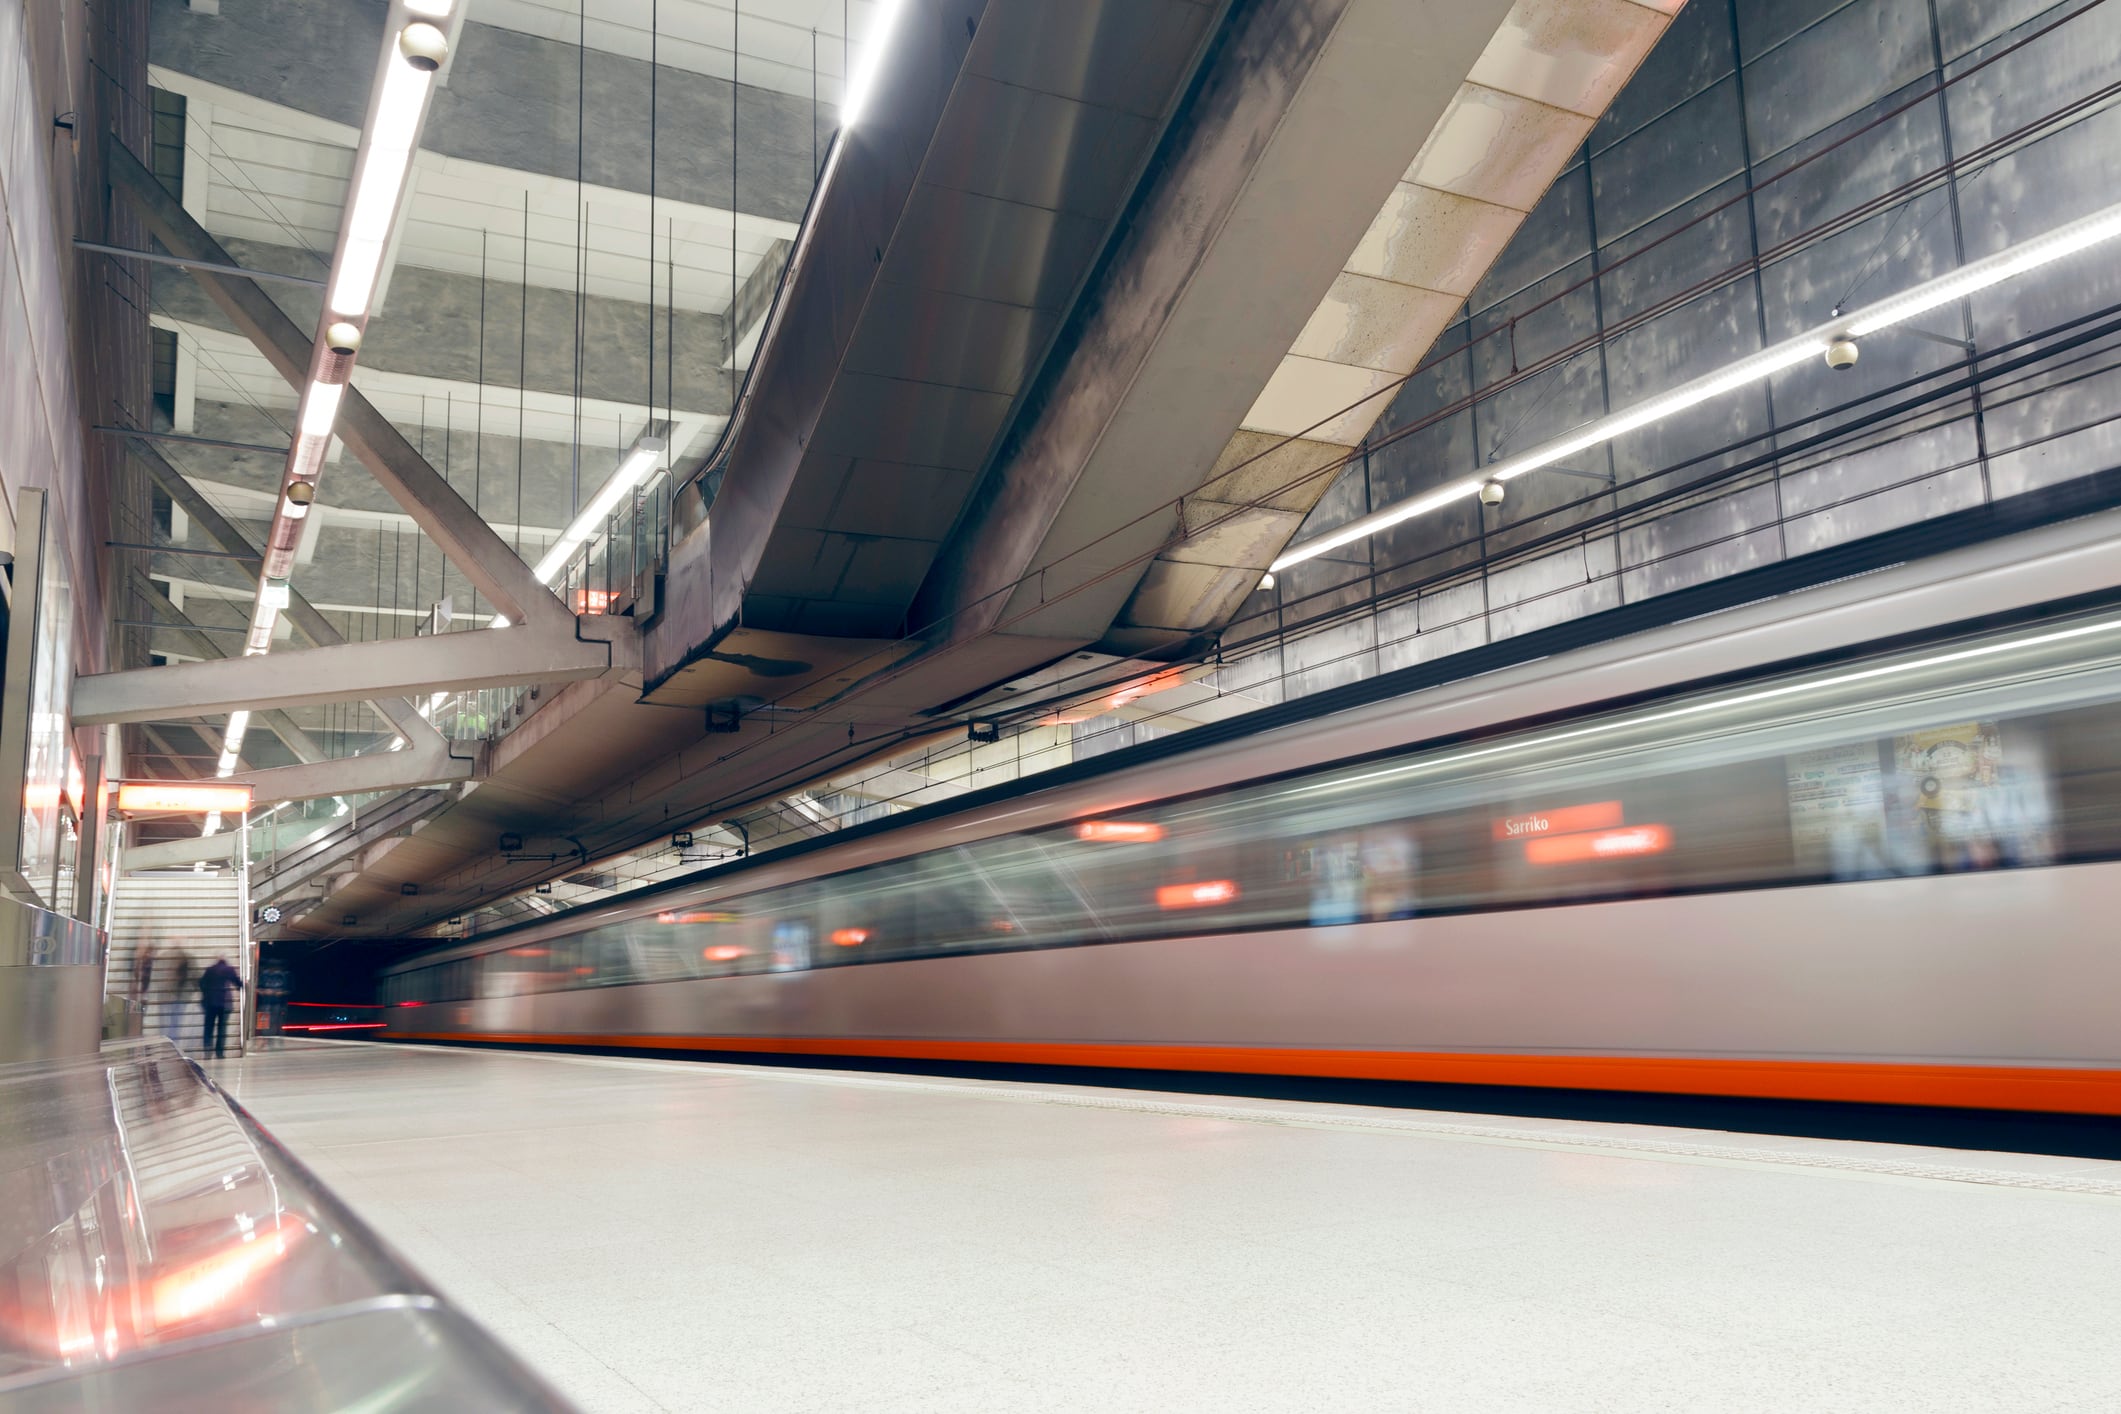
left=399, top=22, right=449, bottom=72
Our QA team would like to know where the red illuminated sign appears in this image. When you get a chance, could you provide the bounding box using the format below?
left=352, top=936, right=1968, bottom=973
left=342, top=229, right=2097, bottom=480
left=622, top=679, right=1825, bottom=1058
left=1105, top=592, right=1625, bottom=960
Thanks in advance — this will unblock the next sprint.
left=1076, top=820, right=1165, bottom=843
left=575, top=588, right=618, bottom=614
left=1493, top=801, right=1624, bottom=841
left=703, top=945, right=749, bottom=962
left=1156, top=880, right=1239, bottom=909
left=830, top=928, right=869, bottom=947
left=1524, top=824, right=1672, bottom=865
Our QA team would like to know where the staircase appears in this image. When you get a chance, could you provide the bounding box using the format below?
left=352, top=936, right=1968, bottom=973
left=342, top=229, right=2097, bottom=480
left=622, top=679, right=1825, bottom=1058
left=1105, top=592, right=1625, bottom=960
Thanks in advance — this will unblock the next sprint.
left=105, top=873, right=251, bottom=1057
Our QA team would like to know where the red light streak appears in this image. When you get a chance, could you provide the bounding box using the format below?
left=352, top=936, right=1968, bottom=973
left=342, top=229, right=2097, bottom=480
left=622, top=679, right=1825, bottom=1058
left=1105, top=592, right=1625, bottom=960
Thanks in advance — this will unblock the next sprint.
left=830, top=928, right=869, bottom=947
left=283, top=1022, right=387, bottom=1031
left=1106, top=667, right=1188, bottom=710
left=1076, top=820, right=1165, bottom=843
left=703, top=945, right=749, bottom=962
left=397, top=1000, right=424, bottom=1008
left=289, top=1001, right=380, bottom=1009
left=1524, top=824, right=1672, bottom=865
left=1156, top=880, right=1239, bottom=909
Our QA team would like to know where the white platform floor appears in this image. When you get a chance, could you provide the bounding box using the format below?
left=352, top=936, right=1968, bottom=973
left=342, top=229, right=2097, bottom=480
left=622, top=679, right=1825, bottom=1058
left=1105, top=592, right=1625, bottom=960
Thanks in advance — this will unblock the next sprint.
left=218, top=1041, right=2121, bottom=1413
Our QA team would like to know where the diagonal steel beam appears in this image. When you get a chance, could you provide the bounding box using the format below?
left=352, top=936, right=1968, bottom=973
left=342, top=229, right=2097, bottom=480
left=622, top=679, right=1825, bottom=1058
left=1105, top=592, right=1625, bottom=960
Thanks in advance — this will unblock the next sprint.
left=107, top=136, right=571, bottom=633
left=128, top=569, right=327, bottom=763
left=126, top=434, right=447, bottom=750
left=226, top=733, right=477, bottom=805
left=138, top=725, right=203, bottom=780
left=73, top=619, right=623, bottom=725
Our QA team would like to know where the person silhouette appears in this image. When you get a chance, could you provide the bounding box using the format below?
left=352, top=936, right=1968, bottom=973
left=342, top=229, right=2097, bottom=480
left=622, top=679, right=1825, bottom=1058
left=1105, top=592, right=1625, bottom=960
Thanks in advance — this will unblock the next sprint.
left=198, top=956, right=243, bottom=1059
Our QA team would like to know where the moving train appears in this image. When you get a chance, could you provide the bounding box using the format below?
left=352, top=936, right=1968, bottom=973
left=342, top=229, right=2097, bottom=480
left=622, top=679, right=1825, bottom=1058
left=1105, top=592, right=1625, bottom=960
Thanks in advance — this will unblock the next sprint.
left=381, top=514, right=2121, bottom=1116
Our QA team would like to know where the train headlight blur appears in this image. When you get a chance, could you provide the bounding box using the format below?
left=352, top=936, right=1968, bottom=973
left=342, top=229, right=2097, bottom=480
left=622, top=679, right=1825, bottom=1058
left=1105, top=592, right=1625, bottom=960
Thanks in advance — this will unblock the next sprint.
left=1157, top=880, right=1239, bottom=908
left=1078, top=820, right=1165, bottom=843
left=1524, top=824, right=1671, bottom=865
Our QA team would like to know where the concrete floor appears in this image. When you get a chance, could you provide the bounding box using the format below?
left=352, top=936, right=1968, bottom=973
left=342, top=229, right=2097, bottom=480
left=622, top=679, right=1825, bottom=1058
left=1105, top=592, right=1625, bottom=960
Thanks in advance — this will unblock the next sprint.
left=216, top=1040, right=2121, bottom=1413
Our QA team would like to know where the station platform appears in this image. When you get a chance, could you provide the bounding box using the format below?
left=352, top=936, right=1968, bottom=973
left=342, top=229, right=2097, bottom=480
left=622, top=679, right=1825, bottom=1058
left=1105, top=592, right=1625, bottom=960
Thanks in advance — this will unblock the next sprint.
left=216, top=1039, right=2121, bottom=1413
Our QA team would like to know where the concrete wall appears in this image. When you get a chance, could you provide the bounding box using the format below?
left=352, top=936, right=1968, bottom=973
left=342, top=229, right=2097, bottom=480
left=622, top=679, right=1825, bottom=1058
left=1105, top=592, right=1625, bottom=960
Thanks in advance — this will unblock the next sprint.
left=0, top=0, right=105, bottom=670
left=1226, top=0, right=2121, bottom=704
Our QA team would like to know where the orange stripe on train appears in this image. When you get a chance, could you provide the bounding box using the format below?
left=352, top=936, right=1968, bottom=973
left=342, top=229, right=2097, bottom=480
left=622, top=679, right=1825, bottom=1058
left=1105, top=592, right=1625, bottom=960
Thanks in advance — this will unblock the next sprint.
left=384, top=1032, right=2121, bottom=1116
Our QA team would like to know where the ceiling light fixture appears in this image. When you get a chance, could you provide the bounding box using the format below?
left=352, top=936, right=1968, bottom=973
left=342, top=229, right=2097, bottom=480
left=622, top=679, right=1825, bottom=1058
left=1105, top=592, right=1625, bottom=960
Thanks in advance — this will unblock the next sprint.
left=227, top=1, right=449, bottom=720
left=332, top=21, right=448, bottom=318
left=533, top=430, right=669, bottom=583
left=1268, top=199, right=2121, bottom=575
left=837, top=0, right=907, bottom=128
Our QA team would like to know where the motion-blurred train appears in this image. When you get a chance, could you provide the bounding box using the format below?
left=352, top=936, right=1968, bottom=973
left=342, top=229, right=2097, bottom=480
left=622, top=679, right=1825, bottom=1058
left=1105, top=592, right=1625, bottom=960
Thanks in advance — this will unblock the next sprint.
left=381, top=514, right=2121, bottom=1116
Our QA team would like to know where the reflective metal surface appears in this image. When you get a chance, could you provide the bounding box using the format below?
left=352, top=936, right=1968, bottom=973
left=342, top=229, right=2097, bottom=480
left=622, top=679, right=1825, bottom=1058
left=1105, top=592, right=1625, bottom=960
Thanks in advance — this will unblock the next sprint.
left=0, top=1039, right=573, bottom=1411
left=0, top=896, right=108, bottom=1063
left=0, top=895, right=104, bottom=967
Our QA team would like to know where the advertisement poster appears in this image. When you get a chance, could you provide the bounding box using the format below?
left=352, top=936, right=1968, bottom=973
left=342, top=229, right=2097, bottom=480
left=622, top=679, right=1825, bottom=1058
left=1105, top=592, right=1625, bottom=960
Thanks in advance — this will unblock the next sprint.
left=1891, top=720, right=2053, bottom=866
left=1786, top=741, right=1885, bottom=875
left=1892, top=722, right=2000, bottom=843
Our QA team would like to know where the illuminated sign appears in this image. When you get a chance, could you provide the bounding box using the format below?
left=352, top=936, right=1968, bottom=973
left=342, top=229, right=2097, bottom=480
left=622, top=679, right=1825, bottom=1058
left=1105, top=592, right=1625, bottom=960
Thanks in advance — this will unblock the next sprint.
left=1524, top=824, right=1672, bottom=865
left=1076, top=820, right=1165, bottom=843
left=1156, top=880, right=1239, bottom=909
left=830, top=928, right=869, bottom=946
left=574, top=587, right=618, bottom=614
left=703, top=944, right=749, bottom=962
left=1493, top=801, right=1624, bottom=841
left=113, top=782, right=255, bottom=815
left=658, top=910, right=737, bottom=925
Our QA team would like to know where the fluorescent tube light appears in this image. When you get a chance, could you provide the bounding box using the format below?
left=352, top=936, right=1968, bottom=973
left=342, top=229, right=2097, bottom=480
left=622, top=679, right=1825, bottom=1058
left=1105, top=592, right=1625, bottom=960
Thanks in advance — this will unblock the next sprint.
left=838, top=0, right=907, bottom=128
left=1846, top=202, right=2121, bottom=337
left=1269, top=199, right=2121, bottom=575
left=328, top=34, right=437, bottom=316
left=533, top=437, right=665, bottom=582
left=299, top=380, right=345, bottom=438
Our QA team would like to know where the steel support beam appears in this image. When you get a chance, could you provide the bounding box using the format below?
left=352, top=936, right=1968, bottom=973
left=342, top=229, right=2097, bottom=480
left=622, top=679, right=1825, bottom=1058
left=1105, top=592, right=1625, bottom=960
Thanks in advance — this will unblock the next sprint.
left=127, top=435, right=449, bottom=750
left=129, top=571, right=327, bottom=763
left=138, top=725, right=202, bottom=779
left=227, top=734, right=478, bottom=805
left=107, top=136, right=573, bottom=633
left=73, top=620, right=626, bottom=725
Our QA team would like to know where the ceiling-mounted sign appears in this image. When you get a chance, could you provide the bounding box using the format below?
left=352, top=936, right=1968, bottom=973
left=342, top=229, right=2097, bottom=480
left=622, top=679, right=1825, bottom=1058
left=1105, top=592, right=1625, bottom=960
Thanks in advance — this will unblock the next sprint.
left=113, top=782, right=254, bottom=815
left=1492, top=801, right=1624, bottom=841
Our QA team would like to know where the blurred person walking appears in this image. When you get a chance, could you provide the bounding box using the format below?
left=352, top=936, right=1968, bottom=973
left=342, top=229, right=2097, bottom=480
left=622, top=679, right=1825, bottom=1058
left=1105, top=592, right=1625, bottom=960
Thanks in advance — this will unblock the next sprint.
left=198, top=956, right=242, bottom=1059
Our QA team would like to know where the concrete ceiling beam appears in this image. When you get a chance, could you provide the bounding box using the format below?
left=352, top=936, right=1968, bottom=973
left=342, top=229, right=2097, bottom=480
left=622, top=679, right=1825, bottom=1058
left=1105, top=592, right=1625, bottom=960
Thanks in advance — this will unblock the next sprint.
left=107, top=136, right=573, bottom=635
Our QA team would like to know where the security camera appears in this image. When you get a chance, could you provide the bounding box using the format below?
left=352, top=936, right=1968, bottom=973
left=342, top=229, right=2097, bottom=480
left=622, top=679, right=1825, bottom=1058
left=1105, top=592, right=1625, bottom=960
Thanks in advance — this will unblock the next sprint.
left=1826, top=338, right=1859, bottom=371
left=1478, top=478, right=1506, bottom=507
left=325, top=321, right=362, bottom=357
left=399, top=22, right=449, bottom=72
